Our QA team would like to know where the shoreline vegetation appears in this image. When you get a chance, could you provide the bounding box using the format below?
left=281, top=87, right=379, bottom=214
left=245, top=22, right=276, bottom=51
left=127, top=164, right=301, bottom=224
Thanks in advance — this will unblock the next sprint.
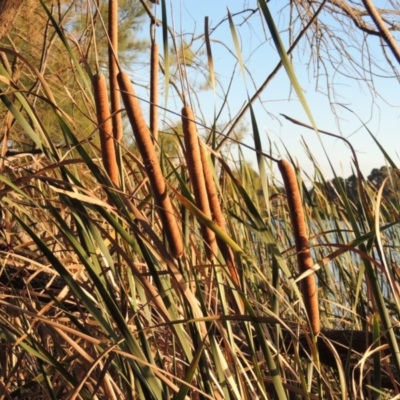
left=0, top=1, right=400, bottom=399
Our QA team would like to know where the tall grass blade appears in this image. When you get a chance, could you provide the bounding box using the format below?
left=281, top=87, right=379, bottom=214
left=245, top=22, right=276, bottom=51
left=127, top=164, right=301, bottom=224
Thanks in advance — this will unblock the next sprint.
left=257, top=0, right=318, bottom=133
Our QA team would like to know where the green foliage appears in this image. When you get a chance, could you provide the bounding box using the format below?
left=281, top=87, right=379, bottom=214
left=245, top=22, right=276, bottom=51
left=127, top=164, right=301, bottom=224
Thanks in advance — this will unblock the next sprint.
left=0, top=0, right=146, bottom=147
left=0, top=1, right=399, bottom=399
left=310, top=166, right=400, bottom=215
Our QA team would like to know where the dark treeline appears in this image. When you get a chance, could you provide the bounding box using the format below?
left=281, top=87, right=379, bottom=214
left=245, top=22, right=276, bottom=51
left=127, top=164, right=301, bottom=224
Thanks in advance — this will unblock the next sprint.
left=310, top=166, right=400, bottom=206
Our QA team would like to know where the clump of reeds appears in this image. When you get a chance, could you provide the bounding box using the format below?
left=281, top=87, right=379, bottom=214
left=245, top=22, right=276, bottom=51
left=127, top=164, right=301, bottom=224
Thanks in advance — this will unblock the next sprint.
left=278, top=158, right=320, bottom=336
left=92, top=73, right=119, bottom=186
left=117, top=72, right=183, bottom=258
left=199, top=142, right=241, bottom=287
left=181, top=106, right=217, bottom=260
left=150, top=40, right=159, bottom=142
left=108, top=0, right=123, bottom=144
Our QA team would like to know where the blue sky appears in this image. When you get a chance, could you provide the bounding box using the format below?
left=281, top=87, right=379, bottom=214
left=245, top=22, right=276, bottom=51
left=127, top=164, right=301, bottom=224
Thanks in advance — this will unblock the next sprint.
left=138, top=0, right=400, bottom=182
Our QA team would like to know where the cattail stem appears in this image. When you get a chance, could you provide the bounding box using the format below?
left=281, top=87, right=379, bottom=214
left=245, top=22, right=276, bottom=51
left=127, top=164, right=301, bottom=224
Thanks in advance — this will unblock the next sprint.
left=278, top=159, right=319, bottom=336
left=108, top=0, right=123, bottom=144
left=92, top=73, right=119, bottom=186
left=150, top=41, right=159, bottom=142
left=182, top=106, right=217, bottom=260
left=199, top=143, right=240, bottom=287
left=117, top=72, right=183, bottom=258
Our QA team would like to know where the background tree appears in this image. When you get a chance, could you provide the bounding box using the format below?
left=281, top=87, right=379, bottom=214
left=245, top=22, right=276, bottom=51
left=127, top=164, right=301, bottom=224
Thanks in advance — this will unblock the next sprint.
left=0, top=0, right=24, bottom=41
left=0, top=0, right=147, bottom=150
left=368, top=165, right=400, bottom=202
left=310, top=165, right=400, bottom=214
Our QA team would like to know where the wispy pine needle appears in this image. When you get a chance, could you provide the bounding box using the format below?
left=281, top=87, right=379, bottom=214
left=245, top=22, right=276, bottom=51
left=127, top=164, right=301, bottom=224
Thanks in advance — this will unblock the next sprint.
left=118, top=72, right=183, bottom=258
left=150, top=41, right=159, bottom=142
left=199, top=142, right=240, bottom=287
left=92, top=73, right=119, bottom=186
left=108, top=0, right=123, bottom=143
left=182, top=106, right=217, bottom=260
left=278, top=159, right=320, bottom=336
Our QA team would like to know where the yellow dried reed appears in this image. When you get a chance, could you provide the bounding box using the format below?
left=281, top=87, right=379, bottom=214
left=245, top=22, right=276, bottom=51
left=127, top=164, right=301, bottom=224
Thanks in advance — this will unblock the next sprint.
left=150, top=41, right=159, bottom=142
left=108, top=0, right=123, bottom=143
left=92, top=73, right=119, bottom=186
left=117, top=72, right=183, bottom=258
left=278, top=159, right=320, bottom=336
left=182, top=106, right=218, bottom=260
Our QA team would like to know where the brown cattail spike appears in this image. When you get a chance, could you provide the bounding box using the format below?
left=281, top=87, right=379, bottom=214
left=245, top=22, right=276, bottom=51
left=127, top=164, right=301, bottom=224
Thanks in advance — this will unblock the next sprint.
left=108, top=0, right=123, bottom=143
left=92, top=73, right=119, bottom=186
left=278, top=159, right=319, bottom=336
left=199, top=143, right=240, bottom=287
left=181, top=107, right=218, bottom=260
left=117, top=72, right=183, bottom=258
left=150, top=41, right=159, bottom=143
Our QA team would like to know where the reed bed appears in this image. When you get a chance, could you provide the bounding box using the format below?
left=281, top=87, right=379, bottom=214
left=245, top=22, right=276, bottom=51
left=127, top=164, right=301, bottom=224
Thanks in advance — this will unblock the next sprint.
left=0, top=2, right=399, bottom=400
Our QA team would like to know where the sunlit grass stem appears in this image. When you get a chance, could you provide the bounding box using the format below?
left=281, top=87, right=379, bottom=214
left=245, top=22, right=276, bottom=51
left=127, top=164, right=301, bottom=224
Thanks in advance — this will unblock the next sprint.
left=278, top=159, right=320, bottom=336
left=150, top=41, right=159, bottom=142
left=108, top=0, right=123, bottom=143
left=117, top=72, right=183, bottom=258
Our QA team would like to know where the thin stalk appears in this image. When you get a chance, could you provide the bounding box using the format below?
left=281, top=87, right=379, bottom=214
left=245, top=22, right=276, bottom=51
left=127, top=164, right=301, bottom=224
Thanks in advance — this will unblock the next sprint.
left=108, top=0, right=123, bottom=143
left=150, top=40, right=159, bottom=142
